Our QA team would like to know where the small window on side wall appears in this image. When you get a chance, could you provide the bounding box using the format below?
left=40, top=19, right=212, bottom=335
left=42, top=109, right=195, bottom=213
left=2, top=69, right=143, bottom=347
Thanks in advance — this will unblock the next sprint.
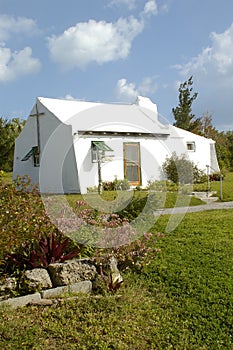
left=187, top=141, right=196, bottom=151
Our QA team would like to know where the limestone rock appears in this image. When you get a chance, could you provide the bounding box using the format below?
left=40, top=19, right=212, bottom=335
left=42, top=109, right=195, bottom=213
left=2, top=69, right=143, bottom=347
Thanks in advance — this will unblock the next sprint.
left=24, top=268, right=52, bottom=291
left=109, top=256, right=123, bottom=287
left=41, top=281, right=92, bottom=298
left=48, top=259, right=97, bottom=287
left=1, top=293, right=41, bottom=308
left=0, top=277, right=17, bottom=295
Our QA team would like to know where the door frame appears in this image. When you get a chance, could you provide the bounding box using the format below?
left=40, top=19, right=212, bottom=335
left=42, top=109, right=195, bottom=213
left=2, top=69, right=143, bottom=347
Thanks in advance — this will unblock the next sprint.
left=123, top=142, right=141, bottom=186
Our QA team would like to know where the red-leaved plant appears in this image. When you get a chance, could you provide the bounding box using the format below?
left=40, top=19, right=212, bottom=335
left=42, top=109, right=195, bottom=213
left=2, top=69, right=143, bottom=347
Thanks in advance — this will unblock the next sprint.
left=5, top=232, right=85, bottom=270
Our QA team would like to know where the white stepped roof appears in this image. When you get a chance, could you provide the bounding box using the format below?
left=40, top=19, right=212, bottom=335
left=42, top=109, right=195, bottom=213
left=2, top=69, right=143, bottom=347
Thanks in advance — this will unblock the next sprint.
left=34, top=96, right=170, bottom=135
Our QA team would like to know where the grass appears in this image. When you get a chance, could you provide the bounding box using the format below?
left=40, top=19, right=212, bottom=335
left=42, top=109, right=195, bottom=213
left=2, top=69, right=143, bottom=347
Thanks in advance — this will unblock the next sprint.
left=211, top=171, right=233, bottom=201
left=1, top=209, right=233, bottom=349
left=4, top=170, right=233, bottom=204
left=66, top=190, right=204, bottom=212
left=193, top=171, right=233, bottom=202
left=1, top=172, right=12, bottom=185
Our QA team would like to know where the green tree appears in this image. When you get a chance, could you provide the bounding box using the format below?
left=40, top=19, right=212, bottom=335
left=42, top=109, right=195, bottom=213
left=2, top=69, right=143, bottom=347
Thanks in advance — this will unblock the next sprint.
left=225, top=130, right=233, bottom=170
left=0, top=117, right=25, bottom=171
left=195, top=112, right=232, bottom=170
left=162, top=152, right=204, bottom=184
left=172, top=76, right=199, bottom=131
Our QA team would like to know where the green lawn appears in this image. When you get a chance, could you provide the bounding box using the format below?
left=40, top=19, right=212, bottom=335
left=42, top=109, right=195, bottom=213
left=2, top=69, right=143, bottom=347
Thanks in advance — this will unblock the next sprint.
left=211, top=171, right=233, bottom=201
left=4, top=171, right=233, bottom=203
left=1, top=209, right=233, bottom=349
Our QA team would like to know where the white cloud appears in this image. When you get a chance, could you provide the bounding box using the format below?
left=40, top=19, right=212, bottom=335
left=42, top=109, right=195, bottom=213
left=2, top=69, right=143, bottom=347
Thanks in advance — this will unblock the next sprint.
left=0, top=46, right=41, bottom=82
left=108, top=0, right=136, bottom=10
left=0, top=15, right=38, bottom=41
left=48, top=17, right=144, bottom=69
left=175, top=23, right=233, bottom=130
left=138, top=76, right=158, bottom=95
left=115, top=76, right=158, bottom=102
left=116, top=78, right=138, bottom=102
left=142, top=0, right=158, bottom=17
left=177, top=23, right=233, bottom=82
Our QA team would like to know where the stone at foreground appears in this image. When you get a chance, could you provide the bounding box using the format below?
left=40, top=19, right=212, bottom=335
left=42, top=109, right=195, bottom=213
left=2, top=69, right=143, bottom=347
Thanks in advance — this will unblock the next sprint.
left=48, top=259, right=96, bottom=287
left=0, top=293, right=41, bottom=309
left=40, top=281, right=92, bottom=299
left=29, top=299, right=54, bottom=306
left=24, top=268, right=53, bottom=291
left=0, top=277, right=17, bottom=295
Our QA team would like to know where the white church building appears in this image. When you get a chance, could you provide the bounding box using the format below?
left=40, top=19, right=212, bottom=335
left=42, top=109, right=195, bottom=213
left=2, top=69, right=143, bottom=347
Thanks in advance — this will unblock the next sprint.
left=13, top=96, right=220, bottom=193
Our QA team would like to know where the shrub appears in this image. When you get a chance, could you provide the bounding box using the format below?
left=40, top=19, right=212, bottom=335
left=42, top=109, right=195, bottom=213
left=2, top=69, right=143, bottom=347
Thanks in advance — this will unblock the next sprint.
left=0, top=169, right=5, bottom=179
left=114, top=178, right=130, bottom=190
left=146, top=179, right=179, bottom=192
left=117, top=193, right=159, bottom=222
left=102, top=178, right=130, bottom=191
left=1, top=177, right=163, bottom=296
left=87, top=185, right=98, bottom=192
left=93, top=232, right=164, bottom=274
left=102, top=181, right=115, bottom=191
left=5, top=231, right=85, bottom=271
left=0, top=176, right=55, bottom=260
left=162, top=152, right=205, bottom=184
left=209, top=173, right=223, bottom=181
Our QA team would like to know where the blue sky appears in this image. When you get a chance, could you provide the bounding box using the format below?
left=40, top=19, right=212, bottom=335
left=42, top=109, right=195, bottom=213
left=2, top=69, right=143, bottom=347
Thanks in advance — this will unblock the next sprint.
left=0, top=0, right=233, bottom=131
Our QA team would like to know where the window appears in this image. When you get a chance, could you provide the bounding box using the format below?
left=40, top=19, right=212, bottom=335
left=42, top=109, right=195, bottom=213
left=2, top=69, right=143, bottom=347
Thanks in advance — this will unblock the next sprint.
left=123, top=143, right=141, bottom=186
left=21, top=146, right=40, bottom=167
left=91, top=141, right=113, bottom=163
left=186, top=141, right=196, bottom=151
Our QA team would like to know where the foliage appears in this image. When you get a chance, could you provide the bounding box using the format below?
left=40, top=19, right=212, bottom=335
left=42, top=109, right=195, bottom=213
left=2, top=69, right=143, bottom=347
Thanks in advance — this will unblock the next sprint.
left=117, top=194, right=145, bottom=221
left=87, top=185, right=98, bottom=192
left=225, top=130, right=233, bottom=170
left=102, top=178, right=130, bottom=191
left=1, top=210, right=233, bottom=349
left=172, top=76, right=199, bottom=131
left=209, top=172, right=223, bottom=181
left=0, top=177, right=91, bottom=267
left=0, top=176, right=54, bottom=260
left=5, top=232, right=84, bottom=271
left=0, top=179, right=164, bottom=294
left=99, top=265, right=123, bottom=294
left=162, top=152, right=205, bottom=184
left=93, top=232, right=164, bottom=274
left=147, top=179, right=179, bottom=192
left=102, top=181, right=115, bottom=191
left=0, top=117, right=25, bottom=172
left=172, top=80, right=233, bottom=171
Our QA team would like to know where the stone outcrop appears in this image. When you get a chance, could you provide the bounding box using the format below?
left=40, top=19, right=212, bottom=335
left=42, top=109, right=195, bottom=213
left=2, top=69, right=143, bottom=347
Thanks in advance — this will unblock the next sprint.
left=40, top=281, right=92, bottom=299
left=0, top=281, right=92, bottom=308
left=0, top=277, right=17, bottom=300
left=0, top=259, right=97, bottom=307
left=24, top=268, right=53, bottom=291
left=48, top=259, right=97, bottom=287
left=1, top=292, right=42, bottom=308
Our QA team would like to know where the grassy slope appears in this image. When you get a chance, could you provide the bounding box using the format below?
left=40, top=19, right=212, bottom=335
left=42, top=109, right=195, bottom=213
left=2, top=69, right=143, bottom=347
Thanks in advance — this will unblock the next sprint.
left=1, top=209, right=233, bottom=349
left=211, top=171, right=233, bottom=201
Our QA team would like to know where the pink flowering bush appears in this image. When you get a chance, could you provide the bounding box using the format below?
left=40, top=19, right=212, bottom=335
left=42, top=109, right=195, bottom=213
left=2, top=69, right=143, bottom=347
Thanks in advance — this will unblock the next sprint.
left=93, top=231, right=164, bottom=273
left=1, top=178, right=164, bottom=288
